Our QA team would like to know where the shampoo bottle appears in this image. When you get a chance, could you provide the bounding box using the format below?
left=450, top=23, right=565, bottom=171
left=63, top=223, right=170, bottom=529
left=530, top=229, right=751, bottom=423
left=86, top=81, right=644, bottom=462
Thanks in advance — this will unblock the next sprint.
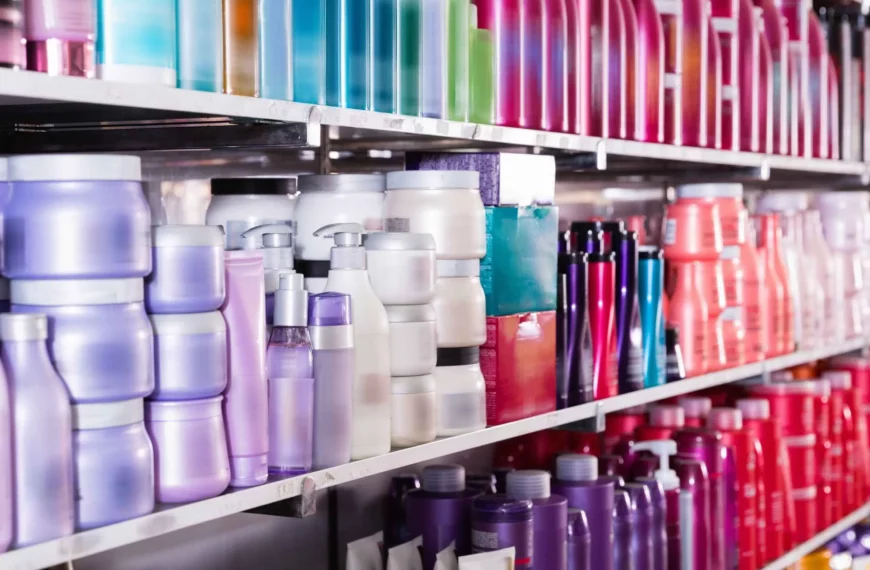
left=665, top=261, right=708, bottom=377
left=177, top=0, right=224, bottom=92
left=326, top=0, right=371, bottom=109
left=292, top=0, right=326, bottom=104
left=0, top=318, right=8, bottom=553
left=711, top=0, right=740, bottom=150
left=634, top=479, right=668, bottom=570
left=24, top=0, right=95, bottom=77
left=545, top=0, right=569, bottom=132
left=679, top=396, right=712, bottom=428
left=506, top=470, right=568, bottom=570
left=557, top=251, right=594, bottom=407
left=373, top=0, right=398, bottom=113
left=672, top=456, right=711, bottom=570
left=638, top=247, right=665, bottom=388
left=757, top=0, right=789, bottom=154
left=223, top=0, right=259, bottom=96
left=707, top=17, right=723, bottom=148
left=612, top=489, right=634, bottom=570
left=809, top=380, right=834, bottom=530
left=682, top=0, right=709, bottom=147
left=420, top=0, right=449, bottom=117
left=738, top=0, right=761, bottom=151
left=96, top=0, right=177, bottom=86
left=448, top=0, right=470, bottom=120
left=758, top=13, right=774, bottom=153
left=258, top=0, right=292, bottom=100
left=623, top=483, right=654, bottom=570
left=653, top=0, right=683, bottom=144
left=474, top=0, right=523, bottom=126
left=756, top=213, right=793, bottom=355
left=633, top=440, right=680, bottom=570
left=631, top=0, right=665, bottom=142
left=567, top=510, right=591, bottom=570
left=614, top=230, right=644, bottom=394
left=469, top=4, right=495, bottom=124
left=398, top=0, right=421, bottom=115
left=523, top=0, right=545, bottom=130
left=808, top=10, right=829, bottom=158
left=315, top=223, right=391, bottom=460
left=588, top=250, right=618, bottom=399
left=664, top=327, right=686, bottom=382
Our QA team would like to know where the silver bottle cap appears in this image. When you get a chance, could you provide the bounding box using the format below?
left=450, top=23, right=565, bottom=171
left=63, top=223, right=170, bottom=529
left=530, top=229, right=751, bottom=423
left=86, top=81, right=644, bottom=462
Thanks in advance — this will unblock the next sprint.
left=273, top=272, right=308, bottom=328
left=315, top=223, right=367, bottom=270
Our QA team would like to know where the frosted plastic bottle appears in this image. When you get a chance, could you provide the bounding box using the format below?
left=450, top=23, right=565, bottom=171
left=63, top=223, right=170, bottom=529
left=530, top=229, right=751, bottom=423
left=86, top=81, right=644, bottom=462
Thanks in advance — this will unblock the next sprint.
left=292, top=0, right=326, bottom=104
left=420, top=0, right=448, bottom=117
left=223, top=0, right=259, bottom=97
left=631, top=0, right=665, bottom=142
left=711, top=0, right=740, bottom=150
left=177, top=0, right=224, bottom=92
left=738, top=0, right=760, bottom=152
left=316, top=223, right=391, bottom=459
left=475, top=0, right=523, bottom=127
left=326, top=0, right=371, bottom=110
left=665, top=261, right=708, bottom=377
left=448, top=0, right=471, bottom=121
left=374, top=0, right=398, bottom=113
left=682, top=0, right=708, bottom=147
left=469, top=5, right=495, bottom=124
left=258, top=0, right=292, bottom=100
left=4, top=314, right=74, bottom=547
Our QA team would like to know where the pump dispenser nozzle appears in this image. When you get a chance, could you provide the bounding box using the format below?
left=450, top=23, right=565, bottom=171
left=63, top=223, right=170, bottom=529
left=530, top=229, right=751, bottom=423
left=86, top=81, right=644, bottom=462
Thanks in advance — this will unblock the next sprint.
left=632, top=439, right=679, bottom=490
left=241, top=223, right=294, bottom=251
left=314, top=223, right=368, bottom=270
left=273, top=272, right=308, bottom=328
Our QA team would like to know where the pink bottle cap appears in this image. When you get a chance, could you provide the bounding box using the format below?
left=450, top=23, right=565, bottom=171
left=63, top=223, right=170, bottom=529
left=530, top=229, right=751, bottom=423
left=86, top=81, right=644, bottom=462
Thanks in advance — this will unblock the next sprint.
left=707, top=407, right=743, bottom=431
left=648, top=405, right=685, bottom=428
left=736, top=399, right=770, bottom=421
left=822, top=370, right=853, bottom=390
left=679, top=397, right=712, bottom=419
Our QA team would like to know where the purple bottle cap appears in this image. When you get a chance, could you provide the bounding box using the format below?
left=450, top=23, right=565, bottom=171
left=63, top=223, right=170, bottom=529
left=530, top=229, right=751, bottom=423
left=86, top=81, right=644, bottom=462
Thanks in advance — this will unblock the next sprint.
left=621, top=482, right=653, bottom=513
left=308, top=292, right=352, bottom=326
left=422, top=464, right=465, bottom=493
left=472, top=494, right=533, bottom=522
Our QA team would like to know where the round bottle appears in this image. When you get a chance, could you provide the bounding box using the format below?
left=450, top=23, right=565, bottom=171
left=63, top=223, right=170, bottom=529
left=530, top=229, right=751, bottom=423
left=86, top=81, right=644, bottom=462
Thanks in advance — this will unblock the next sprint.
left=506, top=470, right=568, bottom=570
left=471, top=495, right=534, bottom=569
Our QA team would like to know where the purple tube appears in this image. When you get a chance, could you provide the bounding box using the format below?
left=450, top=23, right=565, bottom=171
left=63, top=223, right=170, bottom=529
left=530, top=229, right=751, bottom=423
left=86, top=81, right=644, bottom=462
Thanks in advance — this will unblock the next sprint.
left=613, top=230, right=644, bottom=393
left=567, top=509, right=591, bottom=570
left=2, top=314, right=74, bottom=546
left=150, top=312, right=227, bottom=400
left=673, top=456, right=710, bottom=570
left=557, top=251, right=594, bottom=407
left=506, top=470, right=568, bottom=570
left=470, top=495, right=534, bottom=570
left=623, top=483, right=654, bottom=570
left=406, top=465, right=481, bottom=570
left=221, top=250, right=268, bottom=487
left=636, top=478, right=668, bottom=570
left=0, top=322, right=8, bottom=553
left=552, top=454, right=615, bottom=570
left=613, top=489, right=633, bottom=570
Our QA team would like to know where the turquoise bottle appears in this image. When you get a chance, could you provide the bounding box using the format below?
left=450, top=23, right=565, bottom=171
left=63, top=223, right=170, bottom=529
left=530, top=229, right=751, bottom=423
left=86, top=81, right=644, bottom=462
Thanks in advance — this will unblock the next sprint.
left=292, top=0, right=327, bottom=104
left=326, top=0, right=372, bottom=109
left=177, top=0, right=224, bottom=92
left=373, top=0, right=397, bottom=113
left=258, top=0, right=292, bottom=100
left=398, top=0, right=421, bottom=116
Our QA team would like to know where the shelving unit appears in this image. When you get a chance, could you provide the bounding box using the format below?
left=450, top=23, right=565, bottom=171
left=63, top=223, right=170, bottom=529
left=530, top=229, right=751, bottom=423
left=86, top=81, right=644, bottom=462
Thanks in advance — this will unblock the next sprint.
left=0, top=337, right=864, bottom=570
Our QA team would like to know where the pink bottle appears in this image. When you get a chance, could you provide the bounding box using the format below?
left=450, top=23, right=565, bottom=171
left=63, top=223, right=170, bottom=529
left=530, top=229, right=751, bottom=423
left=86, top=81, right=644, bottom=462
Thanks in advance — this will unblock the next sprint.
left=665, top=261, right=708, bottom=377
left=654, top=0, right=682, bottom=145
left=575, top=0, right=593, bottom=134
left=589, top=0, right=609, bottom=136
left=737, top=0, right=760, bottom=152
left=828, top=56, right=840, bottom=160
left=23, top=0, right=95, bottom=77
left=758, top=17, right=773, bottom=153
left=682, top=0, right=708, bottom=147
left=777, top=0, right=810, bottom=157
left=698, top=260, right=727, bottom=372
left=740, top=212, right=766, bottom=362
left=809, top=379, right=834, bottom=530
left=755, top=214, right=793, bottom=356
left=755, top=0, right=789, bottom=154
left=711, top=0, right=740, bottom=150
left=524, top=0, right=545, bottom=130
left=620, top=0, right=640, bottom=140
left=628, top=0, right=664, bottom=142
left=707, top=17, right=723, bottom=149
left=611, top=0, right=627, bottom=138
left=807, top=12, right=829, bottom=158
left=475, top=0, right=523, bottom=127
left=545, top=0, right=569, bottom=132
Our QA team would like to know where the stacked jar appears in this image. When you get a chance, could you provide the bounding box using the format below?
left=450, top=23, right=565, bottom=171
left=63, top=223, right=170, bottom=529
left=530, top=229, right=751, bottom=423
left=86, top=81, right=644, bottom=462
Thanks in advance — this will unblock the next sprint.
left=365, top=231, right=439, bottom=448
left=3, top=154, right=156, bottom=532
left=145, top=224, right=232, bottom=501
left=384, top=171, right=487, bottom=436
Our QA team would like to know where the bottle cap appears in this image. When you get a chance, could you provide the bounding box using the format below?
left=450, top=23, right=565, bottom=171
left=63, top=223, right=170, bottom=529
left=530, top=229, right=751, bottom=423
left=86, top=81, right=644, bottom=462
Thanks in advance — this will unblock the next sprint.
left=822, top=370, right=853, bottom=390
left=679, top=397, right=712, bottom=420
left=308, top=292, right=352, bottom=327
left=809, top=378, right=832, bottom=398
left=9, top=154, right=141, bottom=182
left=506, top=470, right=551, bottom=500
left=631, top=440, right=680, bottom=491
left=649, top=405, right=685, bottom=428
left=314, top=223, right=367, bottom=270
left=422, top=465, right=466, bottom=493
left=555, top=454, right=598, bottom=482
left=735, top=398, right=770, bottom=420
left=0, top=313, right=48, bottom=341
left=638, top=246, right=663, bottom=260
left=274, top=272, right=308, bottom=328
left=707, top=407, right=743, bottom=431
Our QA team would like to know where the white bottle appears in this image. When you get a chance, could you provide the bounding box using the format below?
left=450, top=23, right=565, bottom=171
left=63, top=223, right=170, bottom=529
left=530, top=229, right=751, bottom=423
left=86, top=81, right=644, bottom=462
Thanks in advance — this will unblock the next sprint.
left=316, top=223, right=391, bottom=459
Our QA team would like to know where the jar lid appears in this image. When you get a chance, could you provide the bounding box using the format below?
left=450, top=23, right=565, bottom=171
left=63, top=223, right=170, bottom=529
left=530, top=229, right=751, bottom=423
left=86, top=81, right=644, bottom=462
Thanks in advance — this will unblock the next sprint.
left=150, top=311, right=226, bottom=336
left=152, top=224, right=224, bottom=248
left=391, top=374, right=436, bottom=394
left=422, top=464, right=466, bottom=492
left=386, top=170, right=480, bottom=191
left=385, top=303, right=435, bottom=323
left=210, top=177, right=296, bottom=196
left=297, top=174, right=386, bottom=193
left=437, top=259, right=480, bottom=277
left=750, top=380, right=816, bottom=396
left=506, top=470, right=551, bottom=500
left=364, top=232, right=436, bottom=251
left=8, top=154, right=142, bottom=182
left=145, top=396, right=224, bottom=422
left=0, top=313, right=47, bottom=341
left=73, top=399, right=144, bottom=430
left=11, top=278, right=144, bottom=306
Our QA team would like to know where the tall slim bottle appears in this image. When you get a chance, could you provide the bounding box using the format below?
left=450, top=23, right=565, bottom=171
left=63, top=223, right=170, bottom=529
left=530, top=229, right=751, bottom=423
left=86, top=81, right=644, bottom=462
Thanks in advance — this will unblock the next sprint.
left=523, top=0, right=546, bottom=129
left=221, top=250, right=268, bottom=487
left=24, top=0, right=95, bottom=77
left=808, top=10, right=829, bottom=158
left=223, top=0, right=259, bottom=97
left=177, top=0, right=224, bottom=92
left=475, top=0, right=523, bottom=126
left=633, top=440, right=680, bottom=570
left=292, top=0, right=326, bottom=104
left=258, top=0, right=292, bottom=100
left=557, top=251, right=594, bottom=407
left=759, top=15, right=774, bottom=153
left=614, top=230, right=643, bottom=393
left=469, top=5, right=495, bottom=124
left=448, top=0, right=470, bottom=120
left=507, top=470, right=569, bottom=570
left=707, top=17, right=723, bottom=148
left=738, top=0, right=760, bottom=151
left=711, top=0, right=739, bottom=150
left=419, top=0, right=449, bottom=117
left=683, top=0, right=708, bottom=147
left=638, top=247, right=665, bottom=388
left=632, top=0, right=665, bottom=142
left=374, top=0, right=398, bottom=113
left=326, top=0, right=371, bottom=109
left=672, top=456, right=711, bottom=570
left=755, top=213, right=793, bottom=355
left=398, top=0, right=421, bottom=115
left=3, top=314, right=74, bottom=547
left=545, top=0, right=569, bottom=132
left=588, top=250, right=617, bottom=399
left=620, top=0, right=639, bottom=139
left=756, top=0, right=789, bottom=154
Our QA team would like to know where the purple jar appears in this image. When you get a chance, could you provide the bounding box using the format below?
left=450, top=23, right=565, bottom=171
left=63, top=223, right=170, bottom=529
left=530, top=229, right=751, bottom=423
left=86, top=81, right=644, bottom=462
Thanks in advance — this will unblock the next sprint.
left=4, top=154, right=151, bottom=279
left=146, top=225, right=225, bottom=314
left=613, top=490, right=633, bottom=570
left=149, top=312, right=227, bottom=400
left=470, top=495, right=534, bottom=570
left=551, top=454, right=615, bottom=570
left=623, top=483, right=654, bottom=570
left=72, top=399, right=154, bottom=529
left=636, top=478, right=667, bottom=570
left=145, top=397, right=231, bottom=503
left=567, top=510, right=590, bottom=570
left=406, top=464, right=481, bottom=570
left=11, top=278, right=154, bottom=403
left=506, top=470, right=568, bottom=570
left=672, top=456, right=710, bottom=570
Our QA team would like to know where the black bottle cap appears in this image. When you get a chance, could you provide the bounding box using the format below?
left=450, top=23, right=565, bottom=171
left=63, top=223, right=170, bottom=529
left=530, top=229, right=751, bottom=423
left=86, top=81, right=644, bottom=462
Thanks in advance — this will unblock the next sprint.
left=588, top=251, right=616, bottom=263
left=639, top=246, right=664, bottom=260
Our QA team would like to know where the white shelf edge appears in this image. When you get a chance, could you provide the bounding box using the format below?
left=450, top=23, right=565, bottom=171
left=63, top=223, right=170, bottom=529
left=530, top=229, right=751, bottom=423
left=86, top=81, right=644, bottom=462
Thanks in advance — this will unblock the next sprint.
left=760, top=503, right=870, bottom=570
left=0, top=69, right=866, bottom=176
left=0, top=337, right=865, bottom=570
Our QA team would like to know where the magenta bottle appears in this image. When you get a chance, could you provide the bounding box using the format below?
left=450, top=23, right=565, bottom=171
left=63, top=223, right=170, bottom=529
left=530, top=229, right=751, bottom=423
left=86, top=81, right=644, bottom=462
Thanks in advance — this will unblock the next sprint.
left=221, top=250, right=268, bottom=487
left=524, top=0, right=545, bottom=130
left=590, top=0, right=609, bottom=136
left=506, top=470, right=568, bottom=570
left=609, top=0, right=626, bottom=138
left=672, top=456, right=710, bottom=570
left=0, top=318, right=8, bottom=553
left=631, top=0, right=665, bottom=142
left=632, top=440, right=682, bottom=570
left=565, top=0, right=582, bottom=133
left=3, top=313, right=74, bottom=547
left=24, top=0, right=95, bottom=77
left=267, top=273, right=313, bottom=474
left=544, top=0, right=568, bottom=132
left=568, top=509, right=591, bottom=570
left=475, top=0, right=523, bottom=127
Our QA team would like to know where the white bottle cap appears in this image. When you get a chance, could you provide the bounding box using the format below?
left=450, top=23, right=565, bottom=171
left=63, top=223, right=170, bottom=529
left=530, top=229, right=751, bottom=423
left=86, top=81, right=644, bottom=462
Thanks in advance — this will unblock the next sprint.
left=422, top=465, right=465, bottom=493
left=679, top=396, right=712, bottom=419
left=631, top=440, right=680, bottom=491
left=555, top=454, right=597, bottom=482
left=735, top=398, right=770, bottom=421
left=822, top=370, right=853, bottom=390
left=506, top=470, right=551, bottom=500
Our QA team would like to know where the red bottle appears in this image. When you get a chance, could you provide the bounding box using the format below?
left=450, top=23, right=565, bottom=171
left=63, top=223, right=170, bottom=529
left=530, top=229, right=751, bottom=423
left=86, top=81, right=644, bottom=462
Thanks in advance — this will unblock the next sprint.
left=711, top=0, right=740, bottom=150
left=654, top=0, right=682, bottom=144
left=475, top=0, right=524, bottom=127
left=758, top=21, right=774, bottom=153
left=809, top=379, right=835, bottom=530
left=825, top=370, right=870, bottom=509
left=636, top=404, right=685, bottom=441
left=740, top=213, right=766, bottom=361
left=682, top=0, right=708, bottom=146
left=755, top=0, right=789, bottom=154
left=807, top=11, right=829, bottom=158
left=755, top=214, right=793, bottom=356
left=680, top=396, right=712, bottom=427
left=825, top=378, right=847, bottom=521
left=544, top=0, right=568, bottom=132
left=707, top=16, right=723, bottom=148
left=588, top=250, right=618, bottom=399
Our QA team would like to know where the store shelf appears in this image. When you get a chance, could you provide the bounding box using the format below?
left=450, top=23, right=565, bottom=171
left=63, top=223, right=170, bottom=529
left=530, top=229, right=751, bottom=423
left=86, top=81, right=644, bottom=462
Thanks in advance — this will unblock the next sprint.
left=761, top=502, right=870, bottom=570
left=0, top=338, right=865, bottom=570
left=0, top=69, right=868, bottom=179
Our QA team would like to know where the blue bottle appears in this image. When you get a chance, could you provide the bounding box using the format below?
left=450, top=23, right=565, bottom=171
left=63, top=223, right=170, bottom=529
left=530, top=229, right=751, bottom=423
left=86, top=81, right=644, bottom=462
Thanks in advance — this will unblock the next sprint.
left=373, top=0, right=397, bottom=113
left=259, top=0, right=292, bottom=100
left=292, top=0, right=327, bottom=104
left=177, top=0, right=223, bottom=92
left=638, top=247, right=665, bottom=388
left=326, top=0, right=371, bottom=109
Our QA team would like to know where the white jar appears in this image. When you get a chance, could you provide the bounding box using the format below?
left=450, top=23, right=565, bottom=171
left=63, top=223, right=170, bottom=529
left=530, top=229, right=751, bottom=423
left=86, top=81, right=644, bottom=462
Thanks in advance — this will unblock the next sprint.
left=391, top=374, right=437, bottom=448
left=366, top=232, right=437, bottom=305
left=434, top=348, right=486, bottom=437
left=433, top=260, right=486, bottom=348
left=386, top=304, right=437, bottom=377
left=206, top=178, right=296, bottom=250
left=384, top=171, right=485, bottom=260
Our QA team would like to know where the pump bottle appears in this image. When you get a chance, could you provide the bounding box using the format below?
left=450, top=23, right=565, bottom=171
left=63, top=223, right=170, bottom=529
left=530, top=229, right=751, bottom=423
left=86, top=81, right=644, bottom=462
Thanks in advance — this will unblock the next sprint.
left=241, top=223, right=295, bottom=325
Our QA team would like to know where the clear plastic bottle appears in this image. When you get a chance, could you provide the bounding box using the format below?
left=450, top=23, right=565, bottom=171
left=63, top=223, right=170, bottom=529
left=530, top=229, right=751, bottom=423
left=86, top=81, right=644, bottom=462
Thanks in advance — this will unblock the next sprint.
left=177, top=0, right=224, bottom=92
left=326, top=0, right=371, bottom=109
left=258, top=0, right=292, bottom=100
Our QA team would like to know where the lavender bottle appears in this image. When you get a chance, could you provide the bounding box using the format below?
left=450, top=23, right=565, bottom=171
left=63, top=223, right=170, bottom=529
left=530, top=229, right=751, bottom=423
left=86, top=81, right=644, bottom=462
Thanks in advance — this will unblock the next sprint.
left=309, top=292, right=354, bottom=470
left=623, top=482, right=654, bottom=570
left=613, top=490, right=634, bottom=570
left=635, top=478, right=668, bottom=570
left=507, top=470, right=568, bottom=570
left=470, top=495, right=534, bottom=569
left=267, top=273, right=313, bottom=474
left=3, top=313, right=74, bottom=546
left=567, top=509, right=591, bottom=570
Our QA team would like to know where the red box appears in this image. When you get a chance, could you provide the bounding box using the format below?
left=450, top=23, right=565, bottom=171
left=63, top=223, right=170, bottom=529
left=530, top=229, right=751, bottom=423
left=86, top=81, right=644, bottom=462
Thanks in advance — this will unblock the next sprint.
left=481, top=312, right=556, bottom=426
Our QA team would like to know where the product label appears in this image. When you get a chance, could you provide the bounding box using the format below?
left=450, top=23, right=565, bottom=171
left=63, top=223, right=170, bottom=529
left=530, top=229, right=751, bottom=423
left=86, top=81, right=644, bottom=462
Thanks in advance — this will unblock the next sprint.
left=471, top=521, right=533, bottom=569
left=439, top=392, right=484, bottom=432
left=663, top=218, right=677, bottom=245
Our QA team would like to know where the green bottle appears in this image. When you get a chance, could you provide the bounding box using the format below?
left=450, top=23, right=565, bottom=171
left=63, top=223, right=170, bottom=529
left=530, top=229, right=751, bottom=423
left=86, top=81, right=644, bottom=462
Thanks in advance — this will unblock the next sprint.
left=469, top=4, right=494, bottom=124
left=448, top=0, right=470, bottom=121
left=398, top=0, right=421, bottom=116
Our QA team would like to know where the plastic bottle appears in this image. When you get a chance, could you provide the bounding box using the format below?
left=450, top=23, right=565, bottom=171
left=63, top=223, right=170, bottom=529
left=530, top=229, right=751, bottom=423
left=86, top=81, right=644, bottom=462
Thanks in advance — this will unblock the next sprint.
left=0, top=317, right=8, bottom=553
left=679, top=396, right=712, bottom=428
left=557, top=251, right=594, bottom=407
left=397, top=0, right=420, bottom=115
left=316, top=223, right=390, bottom=460
left=682, top=0, right=708, bottom=147
left=619, top=0, right=638, bottom=140
left=739, top=211, right=766, bottom=361
left=544, top=0, right=568, bottom=132
left=637, top=405, right=685, bottom=442
left=240, top=223, right=294, bottom=327
left=267, top=273, right=313, bottom=475
left=223, top=0, right=259, bottom=97
left=824, top=370, right=870, bottom=512
left=664, top=327, right=686, bottom=382
left=633, top=440, right=679, bottom=570
left=758, top=13, right=774, bottom=153
left=588, top=250, right=618, bottom=399
left=711, top=0, right=740, bottom=150
left=609, top=0, right=626, bottom=138
left=672, top=456, right=711, bottom=570
left=469, top=5, right=495, bottom=124
left=506, top=470, right=568, bottom=570
left=638, top=247, right=665, bottom=388
left=474, top=0, right=523, bottom=127
left=221, top=250, right=268, bottom=487
left=614, top=231, right=643, bottom=393
left=177, top=0, right=224, bottom=92
left=808, top=10, right=829, bottom=158
left=664, top=261, right=708, bottom=376
left=612, top=489, right=633, bottom=570
left=448, top=0, right=470, bottom=121
left=3, top=314, right=74, bottom=547
left=384, top=474, right=420, bottom=551
left=707, top=17, right=723, bottom=148
left=326, top=0, right=371, bottom=110
left=292, top=0, right=326, bottom=104
left=756, top=0, right=789, bottom=154
left=652, top=0, right=682, bottom=144
left=23, top=0, right=94, bottom=76
left=622, top=483, right=653, bottom=570
left=258, top=0, right=292, bottom=100
left=373, top=0, right=398, bottom=113
left=738, top=0, right=760, bottom=152
left=567, top=510, right=591, bottom=570
left=755, top=213, right=792, bottom=355
left=552, top=454, right=616, bottom=570
left=590, top=0, right=611, bottom=136
left=629, top=0, right=664, bottom=142
left=809, top=379, right=834, bottom=530
left=96, top=0, right=177, bottom=86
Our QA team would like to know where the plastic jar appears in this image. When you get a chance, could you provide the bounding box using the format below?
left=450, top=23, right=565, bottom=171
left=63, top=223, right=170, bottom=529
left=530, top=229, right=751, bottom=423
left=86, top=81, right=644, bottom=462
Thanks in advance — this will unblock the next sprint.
left=4, top=154, right=151, bottom=279
left=365, top=232, right=437, bottom=305
left=386, top=304, right=437, bottom=377
left=662, top=184, right=724, bottom=261
left=11, top=278, right=154, bottom=403
left=146, top=225, right=225, bottom=314
left=434, top=347, right=487, bottom=436
left=384, top=171, right=485, bottom=260
left=391, top=374, right=437, bottom=448
left=145, top=397, right=231, bottom=503
left=434, top=260, right=487, bottom=348
left=206, top=178, right=296, bottom=250
left=72, top=399, right=154, bottom=530
left=470, top=495, right=534, bottom=563
left=149, top=312, right=227, bottom=401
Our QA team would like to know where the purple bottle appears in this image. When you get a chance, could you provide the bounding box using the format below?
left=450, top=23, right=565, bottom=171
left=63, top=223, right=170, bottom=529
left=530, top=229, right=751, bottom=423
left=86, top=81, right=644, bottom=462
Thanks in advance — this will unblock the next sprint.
left=672, top=456, right=710, bottom=570
left=308, top=292, right=354, bottom=469
left=2, top=313, right=74, bottom=546
left=598, top=474, right=626, bottom=487
left=613, top=230, right=643, bottom=394
left=384, top=474, right=420, bottom=551
left=506, top=470, right=568, bottom=570
left=406, top=464, right=481, bottom=570
left=221, top=250, right=268, bottom=487
left=635, top=478, right=667, bottom=570
left=557, top=251, right=594, bottom=407
left=267, top=273, right=313, bottom=475
left=0, top=314, right=8, bottom=553
left=567, top=509, right=591, bottom=570
left=551, top=454, right=615, bottom=570
left=470, top=495, right=534, bottom=569
left=622, top=483, right=654, bottom=570
left=613, top=489, right=633, bottom=570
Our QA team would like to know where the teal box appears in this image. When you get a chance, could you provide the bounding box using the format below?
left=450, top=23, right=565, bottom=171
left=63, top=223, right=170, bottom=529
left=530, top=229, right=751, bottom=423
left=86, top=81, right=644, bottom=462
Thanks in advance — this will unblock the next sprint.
left=480, top=206, right=559, bottom=316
